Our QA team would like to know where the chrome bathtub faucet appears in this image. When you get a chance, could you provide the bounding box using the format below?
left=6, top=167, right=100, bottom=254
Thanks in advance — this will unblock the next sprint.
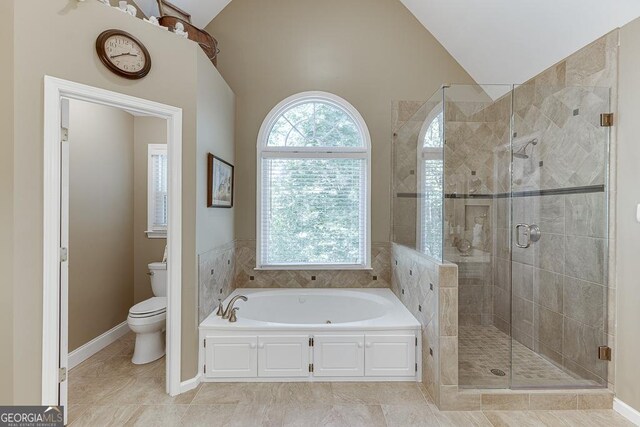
left=215, top=299, right=224, bottom=316
left=229, top=307, right=240, bottom=323
left=222, top=295, right=248, bottom=320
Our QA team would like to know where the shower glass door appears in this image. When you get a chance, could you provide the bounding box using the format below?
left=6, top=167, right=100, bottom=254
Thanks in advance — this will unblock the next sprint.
left=510, top=84, right=611, bottom=389
left=442, top=84, right=513, bottom=389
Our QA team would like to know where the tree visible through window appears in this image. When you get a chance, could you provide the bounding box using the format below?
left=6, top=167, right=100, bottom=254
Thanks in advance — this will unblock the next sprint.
left=418, top=110, right=444, bottom=260
left=258, top=92, right=371, bottom=268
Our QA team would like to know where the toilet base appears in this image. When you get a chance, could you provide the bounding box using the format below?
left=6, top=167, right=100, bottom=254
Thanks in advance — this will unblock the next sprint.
left=132, top=330, right=165, bottom=365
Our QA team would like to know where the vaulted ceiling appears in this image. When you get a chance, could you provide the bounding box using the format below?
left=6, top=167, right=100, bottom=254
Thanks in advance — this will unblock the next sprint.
left=139, top=0, right=640, bottom=84
left=400, top=0, right=640, bottom=84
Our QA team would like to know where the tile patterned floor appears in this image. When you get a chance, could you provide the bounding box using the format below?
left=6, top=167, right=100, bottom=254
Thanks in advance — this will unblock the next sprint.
left=68, top=333, right=631, bottom=426
left=459, top=325, right=597, bottom=388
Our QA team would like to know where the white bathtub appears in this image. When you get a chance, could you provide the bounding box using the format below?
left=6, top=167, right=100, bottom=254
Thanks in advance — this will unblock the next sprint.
left=200, top=288, right=420, bottom=329
left=199, top=288, right=421, bottom=382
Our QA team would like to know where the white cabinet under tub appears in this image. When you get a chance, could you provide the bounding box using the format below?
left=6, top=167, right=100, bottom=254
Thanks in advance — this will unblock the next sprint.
left=204, top=336, right=258, bottom=378
left=364, top=334, right=416, bottom=377
left=258, top=335, right=310, bottom=377
left=313, top=334, right=365, bottom=377
left=201, top=331, right=420, bottom=382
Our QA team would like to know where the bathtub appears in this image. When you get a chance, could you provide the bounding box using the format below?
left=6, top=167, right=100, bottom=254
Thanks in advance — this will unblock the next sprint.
left=199, top=288, right=421, bottom=382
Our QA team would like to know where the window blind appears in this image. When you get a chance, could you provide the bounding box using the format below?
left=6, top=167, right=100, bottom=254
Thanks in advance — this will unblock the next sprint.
left=151, top=151, right=168, bottom=230
left=261, top=157, right=367, bottom=266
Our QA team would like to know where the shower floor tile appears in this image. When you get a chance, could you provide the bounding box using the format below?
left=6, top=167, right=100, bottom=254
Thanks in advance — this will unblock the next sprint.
left=459, top=325, right=599, bottom=388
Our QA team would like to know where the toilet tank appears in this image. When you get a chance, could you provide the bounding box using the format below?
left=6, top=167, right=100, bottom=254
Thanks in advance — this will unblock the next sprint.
left=148, top=262, right=167, bottom=297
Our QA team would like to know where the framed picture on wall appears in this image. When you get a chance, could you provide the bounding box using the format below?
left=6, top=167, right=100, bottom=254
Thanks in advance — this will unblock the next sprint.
left=207, top=154, right=234, bottom=208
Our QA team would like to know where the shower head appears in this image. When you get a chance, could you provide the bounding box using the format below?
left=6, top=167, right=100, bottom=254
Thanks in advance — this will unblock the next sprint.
left=513, top=138, right=539, bottom=160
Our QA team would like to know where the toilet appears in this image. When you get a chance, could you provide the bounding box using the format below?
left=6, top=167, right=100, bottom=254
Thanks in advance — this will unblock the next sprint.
left=127, top=262, right=167, bottom=364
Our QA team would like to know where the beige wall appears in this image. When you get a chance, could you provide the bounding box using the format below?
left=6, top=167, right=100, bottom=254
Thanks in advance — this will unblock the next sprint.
left=4, top=0, right=235, bottom=401
left=0, top=0, right=14, bottom=405
left=68, top=104, right=169, bottom=352
left=195, top=52, right=236, bottom=255
left=133, top=117, right=168, bottom=303
left=191, top=46, right=238, bottom=368
left=68, top=100, right=135, bottom=352
left=615, top=16, right=640, bottom=412
left=206, top=0, right=474, bottom=243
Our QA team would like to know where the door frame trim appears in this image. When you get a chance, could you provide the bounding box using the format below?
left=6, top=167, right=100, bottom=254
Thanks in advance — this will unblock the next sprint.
left=42, top=76, right=184, bottom=404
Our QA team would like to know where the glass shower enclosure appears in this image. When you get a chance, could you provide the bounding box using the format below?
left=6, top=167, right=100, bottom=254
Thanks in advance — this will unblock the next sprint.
left=392, top=83, right=610, bottom=389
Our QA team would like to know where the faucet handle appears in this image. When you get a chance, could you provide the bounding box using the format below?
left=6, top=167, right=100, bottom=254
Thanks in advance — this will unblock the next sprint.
left=229, top=307, right=239, bottom=323
left=215, top=299, right=224, bottom=317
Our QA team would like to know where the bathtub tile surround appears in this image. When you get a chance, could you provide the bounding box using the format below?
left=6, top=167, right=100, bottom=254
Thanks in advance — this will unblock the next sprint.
left=198, top=241, right=391, bottom=328
left=234, top=240, right=391, bottom=288
left=198, top=241, right=236, bottom=323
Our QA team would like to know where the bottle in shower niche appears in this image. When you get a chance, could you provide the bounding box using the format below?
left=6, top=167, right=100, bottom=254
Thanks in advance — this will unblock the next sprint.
left=469, top=171, right=482, bottom=194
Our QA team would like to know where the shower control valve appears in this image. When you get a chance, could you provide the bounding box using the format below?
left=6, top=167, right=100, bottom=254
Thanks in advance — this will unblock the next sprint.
left=515, top=224, right=541, bottom=248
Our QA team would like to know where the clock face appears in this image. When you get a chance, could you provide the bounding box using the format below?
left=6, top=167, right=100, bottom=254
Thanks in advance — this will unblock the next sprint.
left=104, top=34, right=146, bottom=73
left=96, top=30, right=151, bottom=79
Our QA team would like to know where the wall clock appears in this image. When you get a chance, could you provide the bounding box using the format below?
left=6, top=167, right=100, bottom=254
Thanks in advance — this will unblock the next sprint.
left=96, top=29, right=151, bottom=79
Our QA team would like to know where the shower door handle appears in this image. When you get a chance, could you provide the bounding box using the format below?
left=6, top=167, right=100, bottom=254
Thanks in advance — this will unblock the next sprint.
left=515, top=224, right=541, bottom=248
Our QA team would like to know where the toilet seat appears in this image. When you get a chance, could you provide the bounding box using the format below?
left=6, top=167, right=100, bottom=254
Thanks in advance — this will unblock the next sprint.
left=129, top=297, right=167, bottom=318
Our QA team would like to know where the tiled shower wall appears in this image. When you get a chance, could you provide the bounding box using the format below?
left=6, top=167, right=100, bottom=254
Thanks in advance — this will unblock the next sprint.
left=497, top=192, right=609, bottom=385
left=444, top=96, right=512, bottom=329
left=391, top=30, right=617, bottom=391
left=499, top=30, right=617, bottom=386
left=442, top=32, right=616, bottom=387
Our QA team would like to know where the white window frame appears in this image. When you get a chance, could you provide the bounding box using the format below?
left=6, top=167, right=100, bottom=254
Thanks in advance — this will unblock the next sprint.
left=416, top=106, right=444, bottom=256
left=147, top=143, right=168, bottom=238
left=256, top=91, right=372, bottom=270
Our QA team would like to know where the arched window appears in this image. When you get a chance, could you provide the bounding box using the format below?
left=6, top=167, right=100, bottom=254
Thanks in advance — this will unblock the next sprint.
left=257, top=92, right=371, bottom=269
left=417, top=107, right=444, bottom=260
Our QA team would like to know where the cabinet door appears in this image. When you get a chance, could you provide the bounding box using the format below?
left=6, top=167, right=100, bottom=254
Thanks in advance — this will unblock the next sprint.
left=204, top=336, right=257, bottom=378
left=314, top=335, right=364, bottom=377
left=364, top=334, right=416, bottom=377
left=258, top=335, right=310, bottom=378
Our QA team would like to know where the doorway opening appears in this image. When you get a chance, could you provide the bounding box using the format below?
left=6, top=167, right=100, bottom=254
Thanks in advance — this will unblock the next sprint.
left=42, top=77, right=183, bottom=421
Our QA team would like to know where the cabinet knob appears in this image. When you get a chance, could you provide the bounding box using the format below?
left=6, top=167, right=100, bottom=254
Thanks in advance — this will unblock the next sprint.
left=250, top=343, right=257, bottom=349
left=365, top=342, right=371, bottom=348
left=358, top=342, right=363, bottom=348
left=258, top=343, right=265, bottom=349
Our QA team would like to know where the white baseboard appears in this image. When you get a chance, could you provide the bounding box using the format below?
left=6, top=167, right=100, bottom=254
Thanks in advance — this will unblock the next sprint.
left=614, top=398, right=640, bottom=426
left=180, top=374, right=202, bottom=394
left=68, top=321, right=130, bottom=369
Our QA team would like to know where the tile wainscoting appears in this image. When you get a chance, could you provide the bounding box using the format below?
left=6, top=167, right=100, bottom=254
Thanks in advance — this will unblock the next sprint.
left=197, top=241, right=236, bottom=324
left=391, top=243, right=458, bottom=407
left=234, top=240, right=391, bottom=289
